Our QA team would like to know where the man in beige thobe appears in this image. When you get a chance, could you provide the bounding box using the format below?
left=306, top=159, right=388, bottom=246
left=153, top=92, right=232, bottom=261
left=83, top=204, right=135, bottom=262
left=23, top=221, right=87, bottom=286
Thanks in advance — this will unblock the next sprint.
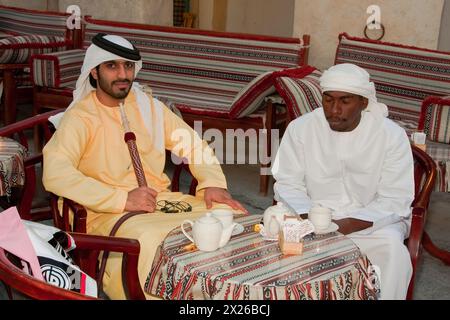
left=43, top=34, right=247, bottom=299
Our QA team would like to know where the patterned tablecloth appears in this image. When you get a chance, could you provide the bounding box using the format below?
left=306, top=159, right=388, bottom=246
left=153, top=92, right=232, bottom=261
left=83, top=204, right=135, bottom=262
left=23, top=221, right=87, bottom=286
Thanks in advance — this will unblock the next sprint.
left=0, top=137, right=27, bottom=198
left=146, top=214, right=379, bottom=300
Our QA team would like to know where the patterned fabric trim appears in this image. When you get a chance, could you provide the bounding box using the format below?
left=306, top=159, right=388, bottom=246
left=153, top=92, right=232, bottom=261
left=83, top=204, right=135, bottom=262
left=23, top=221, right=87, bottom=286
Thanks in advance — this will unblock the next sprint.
left=0, top=5, right=70, bottom=39
left=0, top=136, right=27, bottom=198
left=418, top=96, right=450, bottom=144
left=31, top=49, right=84, bottom=88
left=335, top=33, right=450, bottom=128
left=274, top=70, right=323, bottom=119
left=0, top=35, right=68, bottom=64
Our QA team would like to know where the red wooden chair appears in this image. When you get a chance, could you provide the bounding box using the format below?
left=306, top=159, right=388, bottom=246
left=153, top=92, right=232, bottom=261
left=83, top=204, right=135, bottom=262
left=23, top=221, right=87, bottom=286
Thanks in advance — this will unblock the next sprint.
left=51, top=158, right=198, bottom=234
left=406, top=145, right=437, bottom=299
left=0, top=109, right=62, bottom=221
left=0, top=232, right=144, bottom=300
left=0, top=110, right=145, bottom=299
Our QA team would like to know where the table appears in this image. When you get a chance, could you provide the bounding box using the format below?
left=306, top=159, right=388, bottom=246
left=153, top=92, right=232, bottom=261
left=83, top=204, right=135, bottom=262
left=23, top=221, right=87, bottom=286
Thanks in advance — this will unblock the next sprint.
left=146, top=214, right=379, bottom=300
left=0, top=136, right=27, bottom=198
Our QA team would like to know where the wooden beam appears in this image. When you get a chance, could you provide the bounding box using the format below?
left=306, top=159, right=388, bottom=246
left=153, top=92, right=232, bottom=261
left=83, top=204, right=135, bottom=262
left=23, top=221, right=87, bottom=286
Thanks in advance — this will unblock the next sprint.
left=212, top=0, right=227, bottom=32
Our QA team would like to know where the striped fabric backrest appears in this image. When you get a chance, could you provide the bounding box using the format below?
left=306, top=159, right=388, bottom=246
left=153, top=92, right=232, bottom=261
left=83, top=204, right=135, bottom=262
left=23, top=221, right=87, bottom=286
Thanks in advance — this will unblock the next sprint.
left=419, top=96, right=450, bottom=144
left=0, top=5, right=71, bottom=39
left=335, top=33, right=450, bottom=129
left=83, top=17, right=307, bottom=114
left=32, top=49, right=85, bottom=89
left=274, top=70, right=323, bottom=119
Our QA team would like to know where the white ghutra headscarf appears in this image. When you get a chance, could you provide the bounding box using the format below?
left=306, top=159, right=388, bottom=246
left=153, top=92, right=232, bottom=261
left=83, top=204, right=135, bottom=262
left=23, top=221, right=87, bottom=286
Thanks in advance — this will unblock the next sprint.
left=319, top=63, right=388, bottom=121
left=49, top=34, right=164, bottom=152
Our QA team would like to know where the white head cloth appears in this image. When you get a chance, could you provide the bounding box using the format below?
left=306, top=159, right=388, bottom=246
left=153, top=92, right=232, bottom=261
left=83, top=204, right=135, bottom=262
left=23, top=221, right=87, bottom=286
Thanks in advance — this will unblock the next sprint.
left=319, top=63, right=388, bottom=120
left=49, top=34, right=164, bottom=152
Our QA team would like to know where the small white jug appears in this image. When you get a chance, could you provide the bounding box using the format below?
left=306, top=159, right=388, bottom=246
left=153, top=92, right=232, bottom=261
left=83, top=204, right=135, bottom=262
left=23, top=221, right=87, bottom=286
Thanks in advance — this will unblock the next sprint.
left=181, top=212, right=236, bottom=251
left=263, top=202, right=295, bottom=238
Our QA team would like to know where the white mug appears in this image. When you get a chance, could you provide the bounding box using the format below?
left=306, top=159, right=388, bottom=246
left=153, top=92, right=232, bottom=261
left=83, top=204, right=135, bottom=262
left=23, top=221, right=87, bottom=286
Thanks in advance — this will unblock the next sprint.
left=308, top=206, right=332, bottom=231
left=411, top=132, right=426, bottom=145
left=211, top=209, right=234, bottom=228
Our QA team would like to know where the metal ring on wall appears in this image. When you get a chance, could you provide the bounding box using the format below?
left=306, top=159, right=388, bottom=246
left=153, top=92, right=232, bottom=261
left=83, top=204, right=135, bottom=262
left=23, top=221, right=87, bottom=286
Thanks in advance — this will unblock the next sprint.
left=364, top=22, right=385, bottom=41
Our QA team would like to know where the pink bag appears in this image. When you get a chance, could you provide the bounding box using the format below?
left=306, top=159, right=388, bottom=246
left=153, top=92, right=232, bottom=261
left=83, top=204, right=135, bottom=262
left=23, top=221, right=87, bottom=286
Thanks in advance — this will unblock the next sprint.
left=0, top=207, right=43, bottom=280
left=0, top=207, right=97, bottom=297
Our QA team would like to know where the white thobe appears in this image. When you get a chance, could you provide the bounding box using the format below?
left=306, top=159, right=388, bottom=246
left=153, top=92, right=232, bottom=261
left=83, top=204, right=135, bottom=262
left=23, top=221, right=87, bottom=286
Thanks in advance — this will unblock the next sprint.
left=272, top=108, right=414, bottom=300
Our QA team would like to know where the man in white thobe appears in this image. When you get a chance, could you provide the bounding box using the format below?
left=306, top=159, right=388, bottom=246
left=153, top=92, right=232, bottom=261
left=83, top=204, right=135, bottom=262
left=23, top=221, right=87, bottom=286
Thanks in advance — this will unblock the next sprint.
left=272, top=63, right=414, bottom=300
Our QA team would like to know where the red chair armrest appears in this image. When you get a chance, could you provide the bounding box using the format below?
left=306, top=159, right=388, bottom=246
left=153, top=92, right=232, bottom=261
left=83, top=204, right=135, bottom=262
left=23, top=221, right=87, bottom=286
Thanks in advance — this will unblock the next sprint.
left=69, top=232, right=145, bottom=300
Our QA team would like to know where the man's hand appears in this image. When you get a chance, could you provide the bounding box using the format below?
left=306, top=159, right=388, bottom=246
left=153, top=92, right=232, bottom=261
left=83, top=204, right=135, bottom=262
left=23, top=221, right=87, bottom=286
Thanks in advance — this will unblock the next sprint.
left=125, top=186, right=158, bottom=213
left=204, top=187, right=249, bottom=214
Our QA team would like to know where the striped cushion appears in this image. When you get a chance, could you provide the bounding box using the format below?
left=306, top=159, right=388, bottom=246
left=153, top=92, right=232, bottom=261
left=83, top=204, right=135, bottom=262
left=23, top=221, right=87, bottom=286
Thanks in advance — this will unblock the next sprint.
left=422, top=98, right=450, bottom=144
left=82, top=18, right=306, bottom=117
left=228, top=70, right=274, bottom=118
left=0, top=35, right=68, bottom=64
left=0, top=5, right=70, bottom=38
left=274, top=70, right=323, bottom=118
left=32, top=49, right=84, bottom=88
left=335, top=33, right=450, bottom=129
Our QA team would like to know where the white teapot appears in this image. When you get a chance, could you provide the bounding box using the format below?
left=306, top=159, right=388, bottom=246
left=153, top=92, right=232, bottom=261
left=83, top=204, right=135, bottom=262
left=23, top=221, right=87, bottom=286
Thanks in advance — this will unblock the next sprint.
left=263, top=202, right=295, bottom=238
left=181, top=212, right=237, bottom=251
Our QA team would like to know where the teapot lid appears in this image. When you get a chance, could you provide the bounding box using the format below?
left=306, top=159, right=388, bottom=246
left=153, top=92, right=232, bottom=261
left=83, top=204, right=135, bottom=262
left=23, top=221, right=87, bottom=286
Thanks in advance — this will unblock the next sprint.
left=198, top=212, right=220, bottom=224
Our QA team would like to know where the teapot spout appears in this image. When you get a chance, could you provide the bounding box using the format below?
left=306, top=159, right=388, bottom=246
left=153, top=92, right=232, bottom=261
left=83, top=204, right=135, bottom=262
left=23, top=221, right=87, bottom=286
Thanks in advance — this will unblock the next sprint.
left=219, top=222, right=238, bottom=248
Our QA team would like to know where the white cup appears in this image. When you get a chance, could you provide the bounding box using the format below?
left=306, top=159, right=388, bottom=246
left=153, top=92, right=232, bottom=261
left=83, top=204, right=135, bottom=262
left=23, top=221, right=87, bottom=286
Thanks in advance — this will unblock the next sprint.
left=411, top=132, right=426, bottom=145
left=308, top=206, right=332, bottom=231
left=211, top=209, right=234, bottom=228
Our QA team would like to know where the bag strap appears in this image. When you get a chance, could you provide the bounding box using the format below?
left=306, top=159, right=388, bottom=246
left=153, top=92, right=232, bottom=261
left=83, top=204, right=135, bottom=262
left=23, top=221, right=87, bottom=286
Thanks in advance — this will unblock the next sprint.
left=97, top=211, right=145, bottom=298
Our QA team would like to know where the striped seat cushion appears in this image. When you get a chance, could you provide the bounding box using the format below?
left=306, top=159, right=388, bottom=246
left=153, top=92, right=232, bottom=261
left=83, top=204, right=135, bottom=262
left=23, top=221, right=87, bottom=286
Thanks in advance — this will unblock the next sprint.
left=273, top=70, right=323, bottom=118
left=335, top=33, right=450, bottom=129
left=32, top=49, right=84, bottom=89
left=0, top=5, right=70, bottom=38
left=0, top=34, right=68, bottom=64
left=82, top=18, right=306, bottom=118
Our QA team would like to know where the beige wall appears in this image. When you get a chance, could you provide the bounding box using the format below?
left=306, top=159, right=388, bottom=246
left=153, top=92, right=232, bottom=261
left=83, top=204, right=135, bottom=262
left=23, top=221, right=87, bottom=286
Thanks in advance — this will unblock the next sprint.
left=0, top=0, right=47, bottom=10
left=293, top=0, right=445, bottom=70
left=226, top=0, right=295, bottom=37
left=58, top=0, right=172, bottom=25
left=198, top=0, right=214, bottom=30
left=438, top=0, right=450, bottom=51
left=1, top=0, right=173, bottom=25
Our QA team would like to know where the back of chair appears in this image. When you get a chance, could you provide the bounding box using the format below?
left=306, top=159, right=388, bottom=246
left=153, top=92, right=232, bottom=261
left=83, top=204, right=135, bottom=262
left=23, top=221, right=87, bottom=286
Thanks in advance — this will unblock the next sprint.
left=406, top=145, right=437, bottom=299
left=50, top=194, right=87, bottom=233
left=411, top=145, right=437, bottom=209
